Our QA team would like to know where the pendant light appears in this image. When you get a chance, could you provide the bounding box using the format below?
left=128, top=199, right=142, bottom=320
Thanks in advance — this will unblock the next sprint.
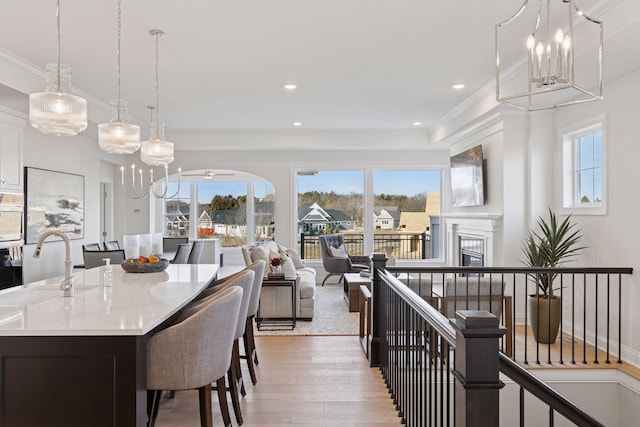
left=29, top=0, right=88, bottom=136
left=495, top=0, right=603, bottom=111
left=98, top=0, right=141, bottom=154
left=140, top=29, right=174, bottom=167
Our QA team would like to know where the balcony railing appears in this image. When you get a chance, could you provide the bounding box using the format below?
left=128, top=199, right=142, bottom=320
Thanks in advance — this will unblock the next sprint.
left=299, top=232, right=430, bottom=260
left=369, top=258, right=632, bottom=426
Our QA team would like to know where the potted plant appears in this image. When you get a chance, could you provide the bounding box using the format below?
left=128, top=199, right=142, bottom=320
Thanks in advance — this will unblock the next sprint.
left=522, top=209, right=584, bottom=343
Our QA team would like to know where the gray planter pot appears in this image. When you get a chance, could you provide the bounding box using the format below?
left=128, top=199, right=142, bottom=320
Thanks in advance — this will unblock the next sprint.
left=528, top=295, right=561, bottom=344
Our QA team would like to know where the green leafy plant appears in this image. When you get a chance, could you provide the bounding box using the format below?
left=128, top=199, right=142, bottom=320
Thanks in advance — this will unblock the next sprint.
left=522, top=208, right=585, bottom=297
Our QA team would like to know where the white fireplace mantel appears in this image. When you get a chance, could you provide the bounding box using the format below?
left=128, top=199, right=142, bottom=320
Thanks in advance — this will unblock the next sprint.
left=441, top=213, right=503, bottom=267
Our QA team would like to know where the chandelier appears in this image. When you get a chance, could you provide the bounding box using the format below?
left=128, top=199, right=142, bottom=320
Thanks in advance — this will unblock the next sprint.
left=495, top=0, right=603, bottom=111
left=121, top=106, right=182, bottom=199
left=120, top=163, right=182, bottom=199
left=98, top=0, right=141, bottom=154
left=29, top=0, right=88, bottom=136
left=140, top=29, right=174, bottom=167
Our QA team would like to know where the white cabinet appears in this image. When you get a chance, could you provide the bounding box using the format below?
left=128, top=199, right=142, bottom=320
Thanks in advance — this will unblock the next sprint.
left=0, top=111, right=25, bottom=193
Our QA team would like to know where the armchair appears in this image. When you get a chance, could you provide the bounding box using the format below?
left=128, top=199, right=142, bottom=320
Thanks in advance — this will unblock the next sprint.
left=318, top=234, right=369, bottom=286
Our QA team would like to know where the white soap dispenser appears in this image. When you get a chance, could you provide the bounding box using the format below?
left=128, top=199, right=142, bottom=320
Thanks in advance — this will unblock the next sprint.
left=102, top=258, right=113, bottom=287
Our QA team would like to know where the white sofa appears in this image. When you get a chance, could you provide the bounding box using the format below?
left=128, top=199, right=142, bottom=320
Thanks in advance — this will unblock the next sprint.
left=241, top=241, right=316, bottom=320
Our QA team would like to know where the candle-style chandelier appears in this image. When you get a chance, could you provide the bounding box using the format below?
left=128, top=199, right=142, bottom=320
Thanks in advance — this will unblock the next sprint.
left=120, top=27, right=182, bottom=200
left=120, top=162, right=182, bottom=199
left=495, top=0, right=603, bottom=111
left=121, top=106, right=182, bottom=199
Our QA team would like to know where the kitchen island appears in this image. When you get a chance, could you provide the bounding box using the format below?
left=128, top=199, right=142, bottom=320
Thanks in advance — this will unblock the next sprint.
left=0, top=263, right=219, bottom=427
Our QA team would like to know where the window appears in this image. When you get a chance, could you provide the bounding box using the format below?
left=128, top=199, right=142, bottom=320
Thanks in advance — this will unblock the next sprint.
left=162, top=171, right=274, bottom=247
left=197, top=182, right=248, bottom=246
left=562, top=122, right=605, bottom=214
left=296, top=169, right=442, bottom=260
left=297, top=171, right=364, bottom=259
left=164, top=183, right=190, bottom=237
left=373, top=170, right=441, bottom=260
left=254, top=182, right=275, bottom=242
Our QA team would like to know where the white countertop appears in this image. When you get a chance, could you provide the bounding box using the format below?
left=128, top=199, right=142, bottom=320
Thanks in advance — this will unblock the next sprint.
left=0, top=264, right=219, bottom=336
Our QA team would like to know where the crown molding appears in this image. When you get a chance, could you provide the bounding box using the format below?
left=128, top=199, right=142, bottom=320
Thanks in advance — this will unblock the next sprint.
left=0, top=48, right=111, bottom=122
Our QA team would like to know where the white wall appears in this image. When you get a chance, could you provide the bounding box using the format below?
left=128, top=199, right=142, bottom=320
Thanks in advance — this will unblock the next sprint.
left=431, top=67, right=640, bottom=364
left=552, top=69, right=640, bottom=365
left=20, top=121, right=124, bottom=283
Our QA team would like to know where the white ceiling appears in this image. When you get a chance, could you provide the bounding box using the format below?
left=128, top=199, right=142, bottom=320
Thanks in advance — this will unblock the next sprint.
left=0, top=0, right=633, bottom=134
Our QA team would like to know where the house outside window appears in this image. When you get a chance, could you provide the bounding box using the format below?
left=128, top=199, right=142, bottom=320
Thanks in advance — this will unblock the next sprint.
left=164, top=183, right=190, bottom=237
left=163, top=172, right=273, bottom=247
left=562, top=121, right=605, bottom=215
left=297, top=169, right=441, bottom=260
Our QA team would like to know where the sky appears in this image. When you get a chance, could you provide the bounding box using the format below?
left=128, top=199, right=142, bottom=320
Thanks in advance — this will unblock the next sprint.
left=298, top=170, right=441, bottom=197
left=169, top=169, right=442, bottom=204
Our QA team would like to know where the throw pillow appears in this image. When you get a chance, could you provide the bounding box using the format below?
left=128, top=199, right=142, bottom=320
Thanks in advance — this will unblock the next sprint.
left=250, top=246, right=270, bottom=277
left=286, top=247, right=305, bottom=269
left=329, top=244, right=348, bottom=258
left=280, top=252, right=297, bottom=279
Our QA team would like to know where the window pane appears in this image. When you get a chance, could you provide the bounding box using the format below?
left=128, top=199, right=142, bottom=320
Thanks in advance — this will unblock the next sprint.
left=593, top=168, right=603, bottom=202
left=593, top=132, right=603, bottom=167
left=297, top=171, right=364, bottom=259
left=254, top=182, right=275, bottom=242
left=164, top=183, right=190, bottom=237
left=373, top=170, right=441, bottom=260
left=197, top=182, right=248, bottom=246
left=578, top=169, right=594, bottom=204
left=579, top=134, right=594, bottom=169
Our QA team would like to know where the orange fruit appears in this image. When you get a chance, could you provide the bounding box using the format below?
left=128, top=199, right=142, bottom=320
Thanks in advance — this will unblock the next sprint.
left=149, top=255, right=159, bottom=263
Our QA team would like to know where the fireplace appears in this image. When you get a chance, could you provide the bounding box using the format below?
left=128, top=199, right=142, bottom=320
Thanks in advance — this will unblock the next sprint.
left=441, top=213, right=503, bottom=267
left=459, top=236, right=484, bottom=267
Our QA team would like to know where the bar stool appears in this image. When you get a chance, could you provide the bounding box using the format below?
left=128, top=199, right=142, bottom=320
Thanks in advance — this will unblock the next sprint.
left=146, top=286, right=243, bottom=427
left=202, top=269, right=254, bottom=425
left=241, top=260, right=266, bottom=385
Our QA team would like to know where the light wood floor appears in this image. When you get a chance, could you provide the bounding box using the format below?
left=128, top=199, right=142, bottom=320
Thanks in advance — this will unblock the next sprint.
left=508, top=324, right=640, bottom=379
left=154, top=335, right=403, bottom=426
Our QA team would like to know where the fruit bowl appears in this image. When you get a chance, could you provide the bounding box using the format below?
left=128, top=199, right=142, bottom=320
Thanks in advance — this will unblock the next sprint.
left=121, top=258, right=170, bottom=273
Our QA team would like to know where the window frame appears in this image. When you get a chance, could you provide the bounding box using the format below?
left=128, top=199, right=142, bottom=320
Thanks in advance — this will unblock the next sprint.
left=294, top=166, right=445, bottom=262
left=560, top=118, right=607, bottom=216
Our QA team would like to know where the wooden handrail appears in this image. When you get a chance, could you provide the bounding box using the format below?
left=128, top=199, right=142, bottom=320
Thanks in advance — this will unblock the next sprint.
left=499, top=353, right=605, bottom=427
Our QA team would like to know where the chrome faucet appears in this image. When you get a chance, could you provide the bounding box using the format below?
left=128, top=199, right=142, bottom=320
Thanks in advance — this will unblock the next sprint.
left=33, top=229, right=74, bottom=297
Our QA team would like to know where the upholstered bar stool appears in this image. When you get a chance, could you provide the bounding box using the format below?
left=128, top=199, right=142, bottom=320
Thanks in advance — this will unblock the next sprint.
left=198, top=261, right=265, bottom=389
left=241, top=260, right=266, bottom=385
left=146, top=286, right=243, bottom=427
left=200, top=269, right=254, bottom=425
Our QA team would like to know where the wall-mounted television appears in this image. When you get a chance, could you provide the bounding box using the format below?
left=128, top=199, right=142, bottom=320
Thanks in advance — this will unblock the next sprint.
left=450, top=145, right=485, bottom=207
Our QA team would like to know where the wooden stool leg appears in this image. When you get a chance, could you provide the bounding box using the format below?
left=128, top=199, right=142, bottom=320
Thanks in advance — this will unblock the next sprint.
left=243, top=317, right=258, bottom=384
left=147, top=390, right=161, bottom=427
left=234, top=340, right=246, bottom=396
left=228, top=340, right=244, bottom=425
left=198, top=384, right=213, bottom=427
left=216, top=377, right=232, bottom=427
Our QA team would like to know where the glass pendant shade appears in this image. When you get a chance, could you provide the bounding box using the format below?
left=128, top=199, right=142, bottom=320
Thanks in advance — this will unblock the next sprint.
left=29, top=63, right=88, bottom=136
left=140, top=122, right=174, bottom=166
left=98, top=100, right=141, bottom=154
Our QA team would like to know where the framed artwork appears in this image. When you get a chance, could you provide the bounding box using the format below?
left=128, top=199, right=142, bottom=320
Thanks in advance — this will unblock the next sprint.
left=24, top=167, right=84, bottom=244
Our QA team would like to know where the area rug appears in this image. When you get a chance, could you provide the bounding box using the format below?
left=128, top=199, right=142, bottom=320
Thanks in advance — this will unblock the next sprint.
left=255, top=283, right=359, bottom=336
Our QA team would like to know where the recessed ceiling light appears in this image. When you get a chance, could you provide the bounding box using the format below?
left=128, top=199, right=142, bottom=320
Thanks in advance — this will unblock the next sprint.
left=293, top=121, right=302, bottom=127
left=412, top=121, right=422, bottom=126
left=284, top=84, right=297, bottom=90
left=452, top=84, right=465, bottom=90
